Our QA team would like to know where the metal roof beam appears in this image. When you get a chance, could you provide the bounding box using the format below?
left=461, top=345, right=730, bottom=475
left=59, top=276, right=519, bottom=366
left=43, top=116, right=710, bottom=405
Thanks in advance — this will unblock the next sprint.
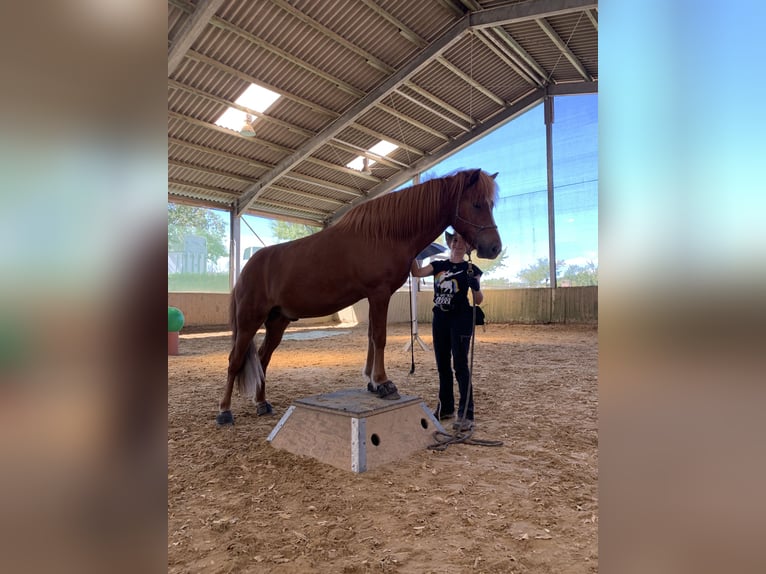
left=547, top=81, right=598, bottom=95
left=169, top=137, right=366, bottom=199
left=167, top=194, right=231, bottom=211
left=269, top=0, right=395, bottom=75
left=169, top=110, right=383, bottom=182
left=345, top=124, right=424, bottom=157
left=536, top=17, right=592, bottom=81
left=168, top=111, right=293, bottom=154
left=469, top=0, right=598, bottom=29
left=169, top=79, right=315, bottom=138
left=375, top=102, right=450, bottom=140
left=357, top=0, right=508, bottom=112
left=240, top=206, right=325, bottom=226
left=392, top=89, right=471, bottom=132
left=168, top=137, right=272, bottom=171
left=328, top=88, right=546, bottom=224
left=473, top=29, right=542, bottom=87
left=329, top=139, right=411, bottom=169
left=460, top=0, right=548, bottom=85
left=168, top=0, right=226, bottom=76
left=280, top=173, right=363, bottom=198
left=169, top=160, right=255, bottom=185
left=401, top=81, right=474, bottom=124
left=485, top=27, right=549, bottom=84
left=185, top=50, right=339, bottom=118
left=169, top=179, right=330, bottom=219
left=183, top=49, right=425, bottom=156
left=436, top=0, right=467, bottom=17
left=205, top=13, right=365, bottom=99
left=269, top=185, right=345, bottom=207
left=586, top=8, right=598, bottom=31
left=256, top=198, right=328, bottom=217
left=304, top=156, right=382, bottom=183
left=236, top=15, right=471, bottom=216
left=169, top=179, right=238, bottom=198
left=359, top=0, right=427, bottom=48
left=435, top=55, right=506, bottom=106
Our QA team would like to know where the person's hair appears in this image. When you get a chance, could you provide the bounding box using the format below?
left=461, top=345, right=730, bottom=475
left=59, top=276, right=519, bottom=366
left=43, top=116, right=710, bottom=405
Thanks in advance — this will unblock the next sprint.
left=445, top=230, right=462, bottom=244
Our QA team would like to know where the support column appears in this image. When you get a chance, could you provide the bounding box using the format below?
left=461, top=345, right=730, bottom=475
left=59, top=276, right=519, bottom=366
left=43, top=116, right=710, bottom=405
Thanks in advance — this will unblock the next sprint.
left=544, top=95, right=557, bottom=289
left=229, top=208, right=241, bottom=290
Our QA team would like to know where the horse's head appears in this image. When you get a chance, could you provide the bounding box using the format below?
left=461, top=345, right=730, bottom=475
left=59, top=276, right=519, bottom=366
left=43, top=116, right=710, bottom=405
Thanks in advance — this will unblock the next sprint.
left=452, top=170, right=502, bottom=259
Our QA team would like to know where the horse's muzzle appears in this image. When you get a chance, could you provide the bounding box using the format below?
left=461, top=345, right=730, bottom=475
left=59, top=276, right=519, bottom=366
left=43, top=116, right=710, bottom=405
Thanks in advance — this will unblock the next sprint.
left=476, top=238, right=502, bottom=260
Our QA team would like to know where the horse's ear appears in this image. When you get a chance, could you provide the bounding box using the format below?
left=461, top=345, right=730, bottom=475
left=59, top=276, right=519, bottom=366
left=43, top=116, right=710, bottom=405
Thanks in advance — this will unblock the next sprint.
left=467, top=169, right=481, bottom=186
left=490, top=172, right=498, bottom=179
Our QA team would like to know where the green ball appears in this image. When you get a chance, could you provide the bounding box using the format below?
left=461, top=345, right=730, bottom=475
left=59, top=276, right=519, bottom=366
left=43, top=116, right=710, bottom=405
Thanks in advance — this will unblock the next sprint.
left=168, top=307, right=185, bottom=332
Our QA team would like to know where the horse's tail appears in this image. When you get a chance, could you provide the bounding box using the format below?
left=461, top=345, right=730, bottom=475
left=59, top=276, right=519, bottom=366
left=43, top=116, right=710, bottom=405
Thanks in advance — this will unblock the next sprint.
left=230, top=292, right=265, bottom=401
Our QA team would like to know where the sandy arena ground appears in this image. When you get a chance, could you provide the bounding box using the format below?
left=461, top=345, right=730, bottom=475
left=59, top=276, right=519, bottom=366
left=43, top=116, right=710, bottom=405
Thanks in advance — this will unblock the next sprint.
left=168, top=322, right=598, bottom=573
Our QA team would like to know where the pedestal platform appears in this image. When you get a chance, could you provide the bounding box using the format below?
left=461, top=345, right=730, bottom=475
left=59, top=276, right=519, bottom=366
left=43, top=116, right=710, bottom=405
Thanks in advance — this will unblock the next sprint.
left=267, top=388, right=444, bottom=473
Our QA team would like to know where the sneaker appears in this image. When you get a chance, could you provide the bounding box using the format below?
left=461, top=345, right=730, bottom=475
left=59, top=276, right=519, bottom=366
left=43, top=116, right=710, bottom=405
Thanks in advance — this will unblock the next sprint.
left=452, top=418, right=474, bottom=431
left=433, top=408, right=454, bottom=421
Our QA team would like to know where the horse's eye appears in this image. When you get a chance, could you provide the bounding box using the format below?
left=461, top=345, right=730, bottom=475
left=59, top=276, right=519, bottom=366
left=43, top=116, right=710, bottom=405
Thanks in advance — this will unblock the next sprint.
left=473, top=202, right=481, bottom=209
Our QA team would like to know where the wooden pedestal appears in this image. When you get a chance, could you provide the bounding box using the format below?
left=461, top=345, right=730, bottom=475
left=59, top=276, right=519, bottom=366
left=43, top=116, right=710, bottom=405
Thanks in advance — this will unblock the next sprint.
left=267, top=388, right=444, bottom=473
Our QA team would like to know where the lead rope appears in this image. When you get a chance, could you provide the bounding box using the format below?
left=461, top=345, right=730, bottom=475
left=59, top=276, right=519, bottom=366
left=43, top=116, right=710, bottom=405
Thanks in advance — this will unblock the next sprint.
left=428, top=254, right=503, bottom=451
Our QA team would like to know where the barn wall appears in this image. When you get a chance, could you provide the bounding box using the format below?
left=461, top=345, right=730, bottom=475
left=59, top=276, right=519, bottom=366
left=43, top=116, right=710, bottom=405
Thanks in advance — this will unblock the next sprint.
left=169, top=287, right=597, bottom=328
left=395, top=285, right=597, bottom=325
left=168, top=292, right=339, bottom=328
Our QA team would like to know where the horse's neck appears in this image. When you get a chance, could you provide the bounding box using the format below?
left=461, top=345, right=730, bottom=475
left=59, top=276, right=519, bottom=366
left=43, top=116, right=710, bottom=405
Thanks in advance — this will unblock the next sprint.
left=407, top=184, right=454, bottom=253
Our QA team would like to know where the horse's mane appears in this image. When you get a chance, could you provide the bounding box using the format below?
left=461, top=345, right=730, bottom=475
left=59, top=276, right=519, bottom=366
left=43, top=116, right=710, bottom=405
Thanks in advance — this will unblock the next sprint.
left=334, top=169, right=498, bottom=241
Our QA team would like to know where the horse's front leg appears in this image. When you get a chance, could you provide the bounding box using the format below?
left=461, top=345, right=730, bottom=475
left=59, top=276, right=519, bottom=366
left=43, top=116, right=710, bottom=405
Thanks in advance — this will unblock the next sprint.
left=362, top=320, right=374, bottom=384
left=365, top=295, right=400, bottom=400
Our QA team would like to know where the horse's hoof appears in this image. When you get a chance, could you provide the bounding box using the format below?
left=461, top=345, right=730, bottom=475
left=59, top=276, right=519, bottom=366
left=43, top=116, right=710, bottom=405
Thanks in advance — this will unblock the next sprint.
left=374, top=381, right=400, bottom=400
left=216, top=410, right=234, bottom=426
left=256, top=401, right=273, bottom=416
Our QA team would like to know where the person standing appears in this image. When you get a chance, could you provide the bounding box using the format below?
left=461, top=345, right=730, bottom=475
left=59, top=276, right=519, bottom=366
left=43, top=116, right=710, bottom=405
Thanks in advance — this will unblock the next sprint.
left=410, top=230, right=483, bottom=431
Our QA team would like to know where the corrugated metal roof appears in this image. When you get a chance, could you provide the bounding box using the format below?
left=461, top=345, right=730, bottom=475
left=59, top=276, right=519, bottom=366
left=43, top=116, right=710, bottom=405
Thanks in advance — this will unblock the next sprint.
left=168, top=0, right=598, bottom=226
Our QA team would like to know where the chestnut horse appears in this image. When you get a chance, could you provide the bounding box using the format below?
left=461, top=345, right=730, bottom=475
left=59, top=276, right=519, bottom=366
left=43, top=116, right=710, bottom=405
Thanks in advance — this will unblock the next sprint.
left=216, top=169, right=502, bottom=425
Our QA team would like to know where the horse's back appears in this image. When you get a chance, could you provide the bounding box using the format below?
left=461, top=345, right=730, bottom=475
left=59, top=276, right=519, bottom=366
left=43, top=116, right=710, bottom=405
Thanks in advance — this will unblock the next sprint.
left=234, top=231, right=406, bottom=319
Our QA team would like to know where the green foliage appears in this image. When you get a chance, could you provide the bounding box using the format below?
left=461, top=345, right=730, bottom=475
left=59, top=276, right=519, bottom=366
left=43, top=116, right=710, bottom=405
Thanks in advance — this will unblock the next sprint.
left=270, top=220, right=319, bottom=242
left=473, top=247, right=508, bottom=276
left=517, top=257, right=598, bottom=287
left=517, top=257, right=562, bottom=287
left=561, top=261, right=598, bottom=286
left=168, top=204, right=228, bottom=264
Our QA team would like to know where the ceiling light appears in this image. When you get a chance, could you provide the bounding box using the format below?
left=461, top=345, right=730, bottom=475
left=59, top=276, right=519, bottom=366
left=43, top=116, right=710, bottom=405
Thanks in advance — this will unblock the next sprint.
left=240, top=114, right=256, bottom=137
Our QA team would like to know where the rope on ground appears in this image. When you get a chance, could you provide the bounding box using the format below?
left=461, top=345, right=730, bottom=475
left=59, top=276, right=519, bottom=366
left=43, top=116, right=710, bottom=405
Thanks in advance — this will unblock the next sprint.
left=427, top=428, right=504, bottom=451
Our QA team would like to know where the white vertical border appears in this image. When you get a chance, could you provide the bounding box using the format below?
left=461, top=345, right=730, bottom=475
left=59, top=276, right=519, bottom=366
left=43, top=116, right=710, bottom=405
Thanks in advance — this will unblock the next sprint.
left=266, top=405, right=295, bottom=442
left=351, top=417, right=367, bottom=473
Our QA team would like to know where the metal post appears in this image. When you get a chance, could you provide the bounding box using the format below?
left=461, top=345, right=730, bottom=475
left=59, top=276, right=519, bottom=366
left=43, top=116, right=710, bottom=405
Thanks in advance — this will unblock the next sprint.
left=230, top=208, right=241, bottom=290
left=403, top=172, right=429, bottom=353
left=544, top=95, right=557, bottom=289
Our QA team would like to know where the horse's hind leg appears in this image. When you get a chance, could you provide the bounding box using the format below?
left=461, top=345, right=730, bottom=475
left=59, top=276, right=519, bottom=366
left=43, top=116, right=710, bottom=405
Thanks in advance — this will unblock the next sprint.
left=216, top=325, right=259, bottom=425
left=251, top=311, right=291, bottom=415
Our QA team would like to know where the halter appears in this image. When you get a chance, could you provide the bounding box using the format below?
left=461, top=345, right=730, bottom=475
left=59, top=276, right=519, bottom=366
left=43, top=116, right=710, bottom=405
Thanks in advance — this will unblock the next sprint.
left=453, top=187, right=498, bottom=247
